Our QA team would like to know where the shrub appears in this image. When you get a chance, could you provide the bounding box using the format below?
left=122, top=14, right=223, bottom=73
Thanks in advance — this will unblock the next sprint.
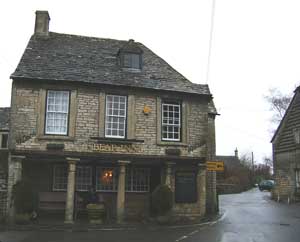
left=12, top=180, right=36, bottom=214
left=151, top=184, right=173, bottom=216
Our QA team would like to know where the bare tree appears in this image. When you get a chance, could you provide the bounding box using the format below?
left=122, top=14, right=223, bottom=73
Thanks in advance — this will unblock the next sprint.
left=263, top=156, right=273, bottom=168
left=239, top=152, right=253, bottom=169
left=264, top=88, right=292, bottom=124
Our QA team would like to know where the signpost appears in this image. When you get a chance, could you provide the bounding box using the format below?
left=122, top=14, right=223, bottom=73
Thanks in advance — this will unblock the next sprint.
left=206, top=161, right=224, bottom=171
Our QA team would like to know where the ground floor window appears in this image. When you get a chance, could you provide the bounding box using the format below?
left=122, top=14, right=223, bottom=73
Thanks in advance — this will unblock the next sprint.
left=76, top=166, right=92, bottom=191
left=53, top=165, right=68, bottom=191
left=175, top=171, right=197, bottom=203
left=53, top=165, right=92, bottom=191
left=96, top=167, right=118, bottom=192
left=53, top=165, right=150, bottom=192
left=126, top=168, right=150, bottom=192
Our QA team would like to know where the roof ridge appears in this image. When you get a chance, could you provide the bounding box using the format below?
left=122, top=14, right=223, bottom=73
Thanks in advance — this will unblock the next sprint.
left=48, top=32, right=132, bottom=44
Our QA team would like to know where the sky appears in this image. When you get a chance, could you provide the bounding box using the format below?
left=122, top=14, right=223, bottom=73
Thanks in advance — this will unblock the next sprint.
left=0, top=0, right=299, bottom=163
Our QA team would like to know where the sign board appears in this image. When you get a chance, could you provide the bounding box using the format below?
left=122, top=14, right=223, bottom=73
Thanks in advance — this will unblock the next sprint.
left=88, top=143, right=142, bottom=153
left=206, top=161, right=224, bottom=171
left=175, top=172, right=197, bottom=203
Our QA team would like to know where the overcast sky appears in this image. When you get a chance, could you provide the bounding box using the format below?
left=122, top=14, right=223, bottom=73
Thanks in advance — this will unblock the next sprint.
left=0, top=0, right=299, bottom=162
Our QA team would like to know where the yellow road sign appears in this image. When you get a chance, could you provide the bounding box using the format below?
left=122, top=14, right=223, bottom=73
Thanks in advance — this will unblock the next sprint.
left=206, top=161, right=224, bottom=171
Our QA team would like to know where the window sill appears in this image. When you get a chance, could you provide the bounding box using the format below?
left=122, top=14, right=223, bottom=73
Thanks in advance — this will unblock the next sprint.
left=37, top=135, right=75, bottom=142
left=121, top=67, right=142, bottom=73
left=157, top=141, right=188, bottom=147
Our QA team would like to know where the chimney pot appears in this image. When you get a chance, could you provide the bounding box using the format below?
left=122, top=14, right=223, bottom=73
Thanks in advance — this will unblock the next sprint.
left=34, top=10, right=50, bottom=36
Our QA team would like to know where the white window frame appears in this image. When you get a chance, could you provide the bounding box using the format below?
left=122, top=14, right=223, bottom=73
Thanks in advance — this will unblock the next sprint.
left=162, top=102, right=181, bottom=141
left=45, top=90, right=70, bottom=135
left=96, top=167, right=118, bottom=192
left=76, top=166, right=93, bottom=191
left=126, top=168, right=150, bottom=192
left=105, top=95, right=127, bottom=139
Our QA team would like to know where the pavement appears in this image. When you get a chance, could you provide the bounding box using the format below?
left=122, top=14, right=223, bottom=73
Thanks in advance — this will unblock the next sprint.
left=0, top=188, right=299, bottom=242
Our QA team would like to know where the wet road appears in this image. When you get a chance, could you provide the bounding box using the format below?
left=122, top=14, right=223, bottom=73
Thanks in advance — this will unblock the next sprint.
left=1, top=188, right=300, bottom=242
left=183, top=188, right=300, bottom=242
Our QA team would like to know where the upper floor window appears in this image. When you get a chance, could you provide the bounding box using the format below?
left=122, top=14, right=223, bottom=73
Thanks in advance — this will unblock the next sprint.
left=45, top=90, right=70, bottom=135
left=162, top=102, right=181, bottom=141
left=0, top=133, right=8, bottom=149
left=105, top=95, right=127, bottom=138
left=122, top=53, right=141, bottom=70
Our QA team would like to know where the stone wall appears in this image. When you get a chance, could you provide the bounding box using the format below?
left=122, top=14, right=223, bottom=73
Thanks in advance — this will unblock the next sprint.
left=9, top=79, right=216, bottom=220
left=171, top=166, right=206, bottom=219
left=272, top=150, right=299, bottom=201
left=0, top=155, right=7, bottom=218
left=206, top=114, right=217, bottom=214
left=10, top=80, right=210, bottom=159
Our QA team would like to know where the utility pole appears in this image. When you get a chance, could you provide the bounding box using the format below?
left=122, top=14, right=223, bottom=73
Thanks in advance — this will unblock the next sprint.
left=251, top=152, right=255, bottom=185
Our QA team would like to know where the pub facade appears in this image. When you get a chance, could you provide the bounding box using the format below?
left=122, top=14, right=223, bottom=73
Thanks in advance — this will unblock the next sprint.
left=7, top=11, right=218, bottom=223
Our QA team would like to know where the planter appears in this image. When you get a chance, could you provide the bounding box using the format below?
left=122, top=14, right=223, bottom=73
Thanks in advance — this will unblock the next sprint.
left=86, top=203, right=106, bottom=224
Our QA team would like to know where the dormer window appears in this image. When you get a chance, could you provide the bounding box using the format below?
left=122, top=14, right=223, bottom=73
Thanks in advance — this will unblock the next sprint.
left=122, top=53, right=141, bottom=69
left=119, top=39, right=143, bottom=71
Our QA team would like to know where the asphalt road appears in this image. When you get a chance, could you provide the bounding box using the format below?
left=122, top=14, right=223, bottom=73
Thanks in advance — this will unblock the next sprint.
left=1, top=188, right=300, bottom=242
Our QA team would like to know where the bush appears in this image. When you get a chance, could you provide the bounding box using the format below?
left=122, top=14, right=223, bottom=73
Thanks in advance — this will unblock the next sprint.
left=12, top=180, right=36, bottom=214
left=151, top=185, right=173, bottom=216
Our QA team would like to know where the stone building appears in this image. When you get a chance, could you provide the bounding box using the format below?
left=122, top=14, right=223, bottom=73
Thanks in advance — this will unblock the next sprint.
left=8, top=11, right=218, bottom=223
left=271, top=86, right=300, bottom=202
left=216, top=149, right=252, bottom=194
left=0, top=107, right=9, bottom=217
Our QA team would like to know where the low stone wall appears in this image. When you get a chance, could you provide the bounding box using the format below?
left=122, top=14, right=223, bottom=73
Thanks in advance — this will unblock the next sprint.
left=125, top=193, right=150, bottom=220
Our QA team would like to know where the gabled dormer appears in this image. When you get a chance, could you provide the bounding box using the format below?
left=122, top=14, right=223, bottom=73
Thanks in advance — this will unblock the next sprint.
left=118, top=39, right=143, bottom=71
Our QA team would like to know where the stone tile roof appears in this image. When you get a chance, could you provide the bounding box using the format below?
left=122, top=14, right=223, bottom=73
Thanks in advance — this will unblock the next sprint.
left=11, top=32, right=211, bottom=96
left=271, top=86, right=300, bottom=152
left=0, top=107, right=10, bottom=131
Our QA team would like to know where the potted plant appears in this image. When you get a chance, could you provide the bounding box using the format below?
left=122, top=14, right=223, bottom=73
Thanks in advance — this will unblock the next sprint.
left=85, top=188, right=106, bottom=224
left=12, top=180, right=37, bottom=224
left=151, top=184, right=174, bottom=224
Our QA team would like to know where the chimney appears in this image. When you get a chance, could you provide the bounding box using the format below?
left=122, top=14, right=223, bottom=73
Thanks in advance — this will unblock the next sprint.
left=234, top=148, right=239, bottom=158
left=34, top=10, right=50, bottom=36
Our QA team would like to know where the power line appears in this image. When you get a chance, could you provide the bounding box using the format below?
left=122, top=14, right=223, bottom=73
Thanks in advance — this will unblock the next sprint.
left=206, top=0, right=216, bottom=84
